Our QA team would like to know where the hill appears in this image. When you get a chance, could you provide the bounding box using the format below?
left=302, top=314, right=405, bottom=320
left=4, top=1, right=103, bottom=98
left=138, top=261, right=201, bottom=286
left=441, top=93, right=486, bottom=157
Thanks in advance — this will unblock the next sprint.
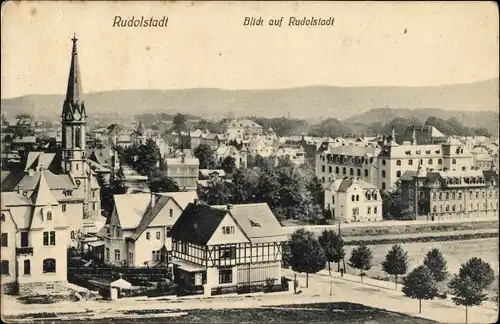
left=1, top=78, right=498, bottom=121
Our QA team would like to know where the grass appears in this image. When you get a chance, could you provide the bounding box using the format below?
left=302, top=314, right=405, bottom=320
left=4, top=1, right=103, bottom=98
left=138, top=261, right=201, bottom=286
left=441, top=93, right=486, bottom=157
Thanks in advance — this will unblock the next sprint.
left=13, top=302, right=437, bottom=323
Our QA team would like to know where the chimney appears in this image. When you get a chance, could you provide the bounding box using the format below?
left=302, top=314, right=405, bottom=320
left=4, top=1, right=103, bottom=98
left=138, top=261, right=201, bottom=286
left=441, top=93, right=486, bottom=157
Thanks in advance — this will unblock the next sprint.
left=227, top=204, right=233, bottom=211
left=150, top=192, right=156, bottom=209
left=28, top=169, right=34, bottom=176
left=17, top=185, right=23, bottom=195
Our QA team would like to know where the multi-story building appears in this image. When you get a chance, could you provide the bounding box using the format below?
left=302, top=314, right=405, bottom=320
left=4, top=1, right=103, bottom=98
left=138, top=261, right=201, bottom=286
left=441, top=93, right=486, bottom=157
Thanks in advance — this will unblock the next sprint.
left=400, top=169, right=499, bottom=221
left=164, top=153, right=200, bottom=191
left=316, top=127, right=475, bottom=191
left=272, top=146, right=306, bottom=167
left=215, top=145, right=248, bottom=169
left=1, top=172, right=69, bottom=296
left=324, top=177, right=383, bottom=222
left=97, top=192, right=198, bottom=267
left=170, top=202, right=287, bottom=295
left=470, top=146, right=494, bottom=170
left=224, top=119, right=263, bottom=140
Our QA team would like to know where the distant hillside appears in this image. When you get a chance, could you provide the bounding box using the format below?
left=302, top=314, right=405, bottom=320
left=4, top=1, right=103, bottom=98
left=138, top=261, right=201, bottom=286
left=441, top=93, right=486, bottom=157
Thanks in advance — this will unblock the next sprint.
left=344, top=108, right=499, bottom=137
left=1, top=78, right=498, bottom=121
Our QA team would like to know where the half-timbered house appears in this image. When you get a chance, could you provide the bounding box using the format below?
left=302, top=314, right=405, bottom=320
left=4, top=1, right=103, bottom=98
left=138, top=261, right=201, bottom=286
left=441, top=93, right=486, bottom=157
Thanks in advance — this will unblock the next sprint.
left=170, top=202, right=288, bottom=294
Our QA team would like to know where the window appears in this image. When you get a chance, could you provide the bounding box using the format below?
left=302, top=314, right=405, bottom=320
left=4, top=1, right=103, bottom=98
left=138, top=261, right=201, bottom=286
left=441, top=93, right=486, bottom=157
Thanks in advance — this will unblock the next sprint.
left=458, top=192, right=462, bottom=199
left=445, top=192, right=449, bottom=200
left=166, top=226, right=172, bottom=237
left=222, top=226, right=235, bottom=235
left=381, top=182, right=386, bottom=190
left=329, top=166, right=332, bottom=173
left=106, top=248, right=110, bottom=261
left=408, top=160, right=413, bottom=166
left=374, top=207, right=378, bottom=214
left=432, top=206, right=437, bottom=213
left=342, top=167, right=346, bottom=174
left=373, top=193, right=378, bottom=200
left=92, top=203, right=96, bottom=211
left=364, top=169, right=368, bottom=177
left=24, top=260, right=31, bottom=275
left=396, top=160, right=401, bottom=166
left=114, top=249, right=121, bottom=261
left=92, top=191, right=95, bottom=198
left=350, top=168, right=354, bottom=175
left=438, top=159, right=442, bottom=164
left=367, top=207, right=371, bottom=214
left=381, top=170, right=386, bottom=178
left=356, top=195, right=359, bottom=201
left=43, top=231, right=56, bottom=246
left=439, top=192, right=443, bottom=200
left=156, top=231, right=161, bottom=240
left=382, top=160, right=386, bottom=166
left=1, top=213, right=5, bottom=221
left=357, top=169, right=361, bottom=176
left=322, top=165, right=325, bottom=172
left=47, top=211, right=52, bottom=220
left=1, top=233, right=7, bottom=247
left=20, top=231, right=29, bottom=247
left=336, top=167, right=339, bottom=174
left=169, top=209, right=173, bottom=218
left=219, top=268, right=232, bottom=284
left=43, top=258, right=56, bottom=273
left=219, top=246, right=236, bottom=259
left=152, top=250, right=161, bottom=261
left=62, top=204, right=66, bottom=212
left=452, top=159, right=456, bottom=164
left=428, top=159, right=433, bottom=164
left=351, top=195, right=355, bottom=202
left=396, top=171, right=401, bottom=178
left=146, top=232, right=150, bottom=240
left=1, top=260, right=9, bottom=275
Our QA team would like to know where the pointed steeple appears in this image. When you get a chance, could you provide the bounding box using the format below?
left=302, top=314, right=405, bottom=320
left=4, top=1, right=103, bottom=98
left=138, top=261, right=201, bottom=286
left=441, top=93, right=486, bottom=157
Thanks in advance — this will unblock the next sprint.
left=136, top=121, right=145, bottom=136
left=31, top=172, right=58, bottom=206
left=62, top=33, right=86, bottom=120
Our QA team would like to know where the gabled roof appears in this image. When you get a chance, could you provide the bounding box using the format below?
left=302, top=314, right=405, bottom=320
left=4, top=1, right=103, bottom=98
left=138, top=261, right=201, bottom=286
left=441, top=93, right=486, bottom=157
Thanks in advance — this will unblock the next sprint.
left=157, top=191, right=198, bottom=210
left=31, top=172, right=58, bottom=206
left=113, top=193, right=151, bottom=229
left=213, top=203, right=288, bottom=243
left=170, top=203, right=228, bottom=245
left=127, top=195, right=172, bottom=241
left=337, top=179, right=353, bottom=193
left=1, top=170, right=76, bottom=191
left=24, top=152, right=56, bottom=171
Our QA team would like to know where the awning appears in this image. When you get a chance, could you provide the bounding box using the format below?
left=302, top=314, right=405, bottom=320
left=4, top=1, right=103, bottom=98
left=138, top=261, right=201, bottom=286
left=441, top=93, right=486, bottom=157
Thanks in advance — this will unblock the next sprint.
left=172, top=259, right=206, bottom=272
left=87, top=241, right=104, bottom=248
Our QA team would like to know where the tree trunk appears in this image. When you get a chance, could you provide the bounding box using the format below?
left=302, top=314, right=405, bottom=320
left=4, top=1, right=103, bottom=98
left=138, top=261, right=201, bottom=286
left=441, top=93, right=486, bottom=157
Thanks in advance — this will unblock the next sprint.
left=343, top=259, right=346, bottom=274
left=328, top=262, right=331, bottom=276
left=306, top=273, right=309, bottom=288
left=337, top=262, right=340, bottom=272
left=465, top=306, right=468, bottom=324
left=395, top=274, right=398, bottom=290
left=360, top=270, right=363, bottom=282
left=419, top=299, right=422, bottom=314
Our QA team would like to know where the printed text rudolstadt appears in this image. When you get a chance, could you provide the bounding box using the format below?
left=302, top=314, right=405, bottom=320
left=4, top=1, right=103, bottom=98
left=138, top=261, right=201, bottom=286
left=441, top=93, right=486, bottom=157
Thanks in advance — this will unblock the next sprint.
left=243, top=16, right=335, bottom=27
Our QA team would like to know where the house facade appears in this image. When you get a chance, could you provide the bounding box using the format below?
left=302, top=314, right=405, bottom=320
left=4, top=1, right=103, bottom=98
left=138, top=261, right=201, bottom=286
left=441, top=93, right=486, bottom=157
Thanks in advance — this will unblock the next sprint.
left=400, top=169, right=499, bottom=221
left=164, top=153, right=200, bottom=191
left=324, top=177, right=383, bottom=223
left=1, top=172, right=69, bottom=296
left=170, top=202, right=288, bottom=294
left=97, top=192, right=198, bottom=267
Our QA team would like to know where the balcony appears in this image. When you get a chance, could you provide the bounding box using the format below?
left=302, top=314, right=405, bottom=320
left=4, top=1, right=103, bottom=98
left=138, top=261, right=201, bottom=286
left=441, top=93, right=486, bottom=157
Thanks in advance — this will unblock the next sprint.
left=16, top=247, right=34, bottom=255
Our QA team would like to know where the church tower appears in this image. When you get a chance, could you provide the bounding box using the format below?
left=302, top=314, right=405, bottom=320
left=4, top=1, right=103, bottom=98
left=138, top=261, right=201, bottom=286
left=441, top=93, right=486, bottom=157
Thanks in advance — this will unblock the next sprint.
left=61, top=34, right=87, bottom=177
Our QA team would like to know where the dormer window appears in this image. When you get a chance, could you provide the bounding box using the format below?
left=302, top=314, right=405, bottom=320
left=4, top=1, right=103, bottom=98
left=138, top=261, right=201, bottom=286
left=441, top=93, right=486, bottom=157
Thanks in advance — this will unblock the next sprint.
left=250, top=220, right=261, bottom=228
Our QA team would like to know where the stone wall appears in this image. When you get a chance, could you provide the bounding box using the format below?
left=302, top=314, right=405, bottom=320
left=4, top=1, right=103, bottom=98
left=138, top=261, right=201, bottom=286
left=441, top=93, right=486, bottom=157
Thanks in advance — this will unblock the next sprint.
left=18, top=280, right=68, bottom=296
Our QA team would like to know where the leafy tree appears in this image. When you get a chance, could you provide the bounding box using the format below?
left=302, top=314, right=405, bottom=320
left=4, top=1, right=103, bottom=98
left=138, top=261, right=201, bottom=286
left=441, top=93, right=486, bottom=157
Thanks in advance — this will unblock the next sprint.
left=402, top=265, right=438, bottom=314
left=381, top=180, right=415, bottom=220
left=134, top=139, right=160, bottom=175
left=113, top=166, right=127, bottom=194
left=423, top=248, right=448, bottom=282
left=281, top=241, right=292, bottom=269
left=288, top=228, right=326, bottom=288
left=172, top=113, right=186, bottom=134
left=197, top=179, right=233, bottom=205
left=307, top=176, right=324, bottom=207
left=448, top=274, right=488, bottom=324
left=381, top=244, right=409, bottom=289
left=348, top=243, right=373, bottom=282
left=221, top=156, right=237, bottom=174
left=249, top=154, right=274, bottom=170
left=231, top=168, right=259, bottom=204
left=318, top=230, right=345, bottom=275
left=456, top=257, right=495, bottom=291
left=149, top=174, right=180, bottom=193
left=193, top=144, right=216, bottom=169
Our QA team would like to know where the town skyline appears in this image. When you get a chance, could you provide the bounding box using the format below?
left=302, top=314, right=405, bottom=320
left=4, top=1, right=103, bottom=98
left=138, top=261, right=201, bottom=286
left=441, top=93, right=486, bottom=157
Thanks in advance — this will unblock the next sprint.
left=1, top=1, right=499, bottom=98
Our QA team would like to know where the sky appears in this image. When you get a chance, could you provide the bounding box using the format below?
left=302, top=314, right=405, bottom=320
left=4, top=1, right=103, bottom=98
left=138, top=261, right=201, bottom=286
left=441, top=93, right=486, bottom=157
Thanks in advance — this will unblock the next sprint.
left=1, top=1, right=498, bottom=98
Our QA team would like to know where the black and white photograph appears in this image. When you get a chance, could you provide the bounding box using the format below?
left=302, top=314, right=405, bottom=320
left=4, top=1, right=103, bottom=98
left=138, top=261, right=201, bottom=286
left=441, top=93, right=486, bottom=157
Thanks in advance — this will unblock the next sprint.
left=1, top=1, right=498, bottom=323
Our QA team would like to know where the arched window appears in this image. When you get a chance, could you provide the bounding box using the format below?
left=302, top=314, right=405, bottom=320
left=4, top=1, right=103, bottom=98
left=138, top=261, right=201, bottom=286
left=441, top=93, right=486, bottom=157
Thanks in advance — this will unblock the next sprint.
left=408, top=160, right=413, bottom=165
left=381, top=170, right=386, bottom=178
left=428, top=159, right=433, bottom=164
left=396, top=160, right=401, bottom=166
left=351, top=195, right=355, bottom=202
left=439, top=192, right=443, bottom=200
left=335, top=167, right=339, bottom=174
left=364, top=169, right=368, bottom=177
left=70, top=231, right=75, bottom=240
left=322, top=165, right=325, bottom=172
left=75, top=127, right=81, bottom=148
left=458, top=192, right=462, bottom=199
left=328, top=166, right=332, bottom=173
left=432, top=192, right=436, bottom=200
left=438, top=159, right=442, bottom=164
left=46, top=211, right=52, bottom=221
left=373, top=192, right=378, bottom=200
left=366, top=192, right=371, bottom=200
left=451, top=191, right=455, bottom=199
left=357, top=169, right=361, bottom=177
left=43, top=258, right=56, bottom=273
left=350, top=168, right=354, bottom=176
left=452, top=159, right=456, bottom=164
left=381, top=182, right=386, bottom=190
left=382, top=160, right=386, bottom=166
left=342, top=167, right=346, bottom=175
left=356, top=195, right=359, bottom=201
left=396, top=171, right=401, bottom=177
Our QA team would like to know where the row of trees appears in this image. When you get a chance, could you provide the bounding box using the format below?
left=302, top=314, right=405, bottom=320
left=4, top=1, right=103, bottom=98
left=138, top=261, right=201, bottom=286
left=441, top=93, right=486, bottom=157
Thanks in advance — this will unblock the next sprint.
left=283, top=228, right=495, bottom=323
left=196, top=160, right=325, bottom=221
